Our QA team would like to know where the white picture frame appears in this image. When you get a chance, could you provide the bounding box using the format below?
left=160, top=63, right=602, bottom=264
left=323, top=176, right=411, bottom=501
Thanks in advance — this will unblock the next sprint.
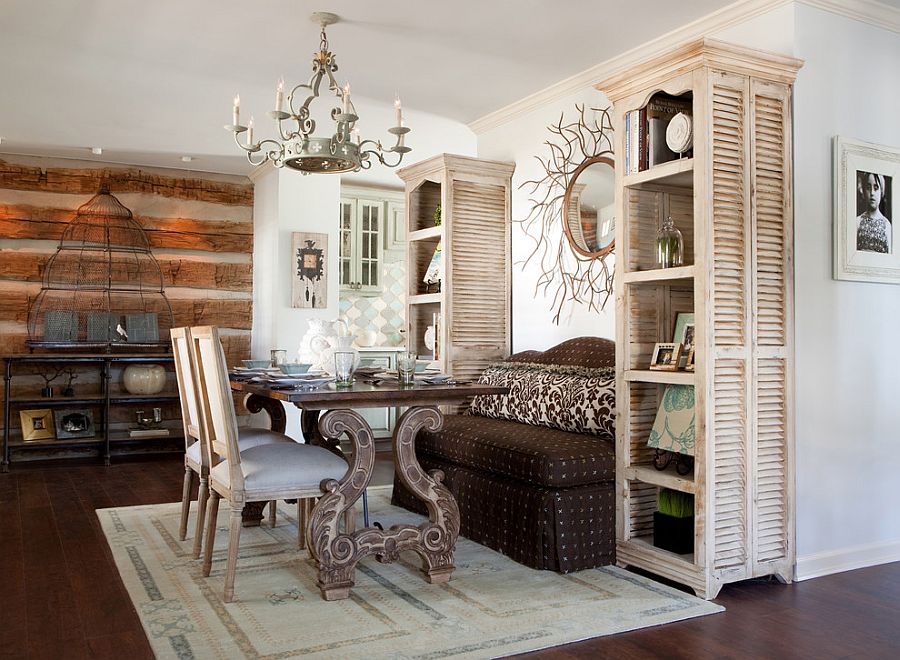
left=834, top=136, right=900, bottom=284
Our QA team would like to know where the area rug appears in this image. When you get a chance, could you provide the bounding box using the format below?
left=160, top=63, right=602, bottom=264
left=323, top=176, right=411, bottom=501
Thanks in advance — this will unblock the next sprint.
left=98, top=488, right=722, bottom=659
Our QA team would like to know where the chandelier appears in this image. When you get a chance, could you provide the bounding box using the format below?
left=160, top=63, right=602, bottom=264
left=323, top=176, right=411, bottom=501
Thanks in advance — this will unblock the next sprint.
left=224, top=12, right=411, bottom=174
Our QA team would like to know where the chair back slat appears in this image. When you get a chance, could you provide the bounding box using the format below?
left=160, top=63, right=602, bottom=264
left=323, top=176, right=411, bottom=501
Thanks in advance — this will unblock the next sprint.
left=170, top=326, right=206, bottom=464
left=189, top=325, right=244, bottom=493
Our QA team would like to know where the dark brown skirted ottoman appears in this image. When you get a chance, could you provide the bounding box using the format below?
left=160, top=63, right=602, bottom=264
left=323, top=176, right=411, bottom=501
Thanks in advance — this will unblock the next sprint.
left=392, top=337, right=616, bottom=573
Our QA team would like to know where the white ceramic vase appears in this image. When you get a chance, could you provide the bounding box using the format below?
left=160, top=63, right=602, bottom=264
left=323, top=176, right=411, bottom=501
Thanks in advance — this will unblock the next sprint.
left=123, top=364, right=167, bottom=395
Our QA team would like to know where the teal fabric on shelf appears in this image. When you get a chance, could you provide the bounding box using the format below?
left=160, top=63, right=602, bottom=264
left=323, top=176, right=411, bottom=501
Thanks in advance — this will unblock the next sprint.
left=648, top=384, right=696, bottom=456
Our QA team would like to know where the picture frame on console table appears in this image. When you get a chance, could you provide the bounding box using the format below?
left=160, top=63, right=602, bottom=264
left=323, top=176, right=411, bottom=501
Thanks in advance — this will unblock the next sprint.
left=54, top=409, right=96, bottom=440
left=834, top=136, right=900, bottom=284
left=20, top=409, right=55, bottom=442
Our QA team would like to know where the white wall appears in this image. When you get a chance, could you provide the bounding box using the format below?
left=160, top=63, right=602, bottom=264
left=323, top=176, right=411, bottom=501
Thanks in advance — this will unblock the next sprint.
left=790, top=5, right=900, bottom=578
left=478, top=88, right=617, bottom=352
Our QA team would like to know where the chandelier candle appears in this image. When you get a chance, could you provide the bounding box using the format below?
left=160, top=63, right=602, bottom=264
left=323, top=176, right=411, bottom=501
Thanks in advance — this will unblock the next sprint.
left=232, top=95, right=240, bottom=127
left=275, top=78, right=284, bottom=112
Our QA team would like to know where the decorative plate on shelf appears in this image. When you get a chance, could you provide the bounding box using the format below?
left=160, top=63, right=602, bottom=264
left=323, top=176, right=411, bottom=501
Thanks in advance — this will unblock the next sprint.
left=665, top=112, right=693, bottom=154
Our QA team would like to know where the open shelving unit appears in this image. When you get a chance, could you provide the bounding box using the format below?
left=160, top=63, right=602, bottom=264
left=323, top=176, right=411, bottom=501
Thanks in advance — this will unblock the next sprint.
left=2, top=353, right=183, bottom=470
left=397, top=154, right=515, bottom=381
left=599, top=38, right=802, bottom=598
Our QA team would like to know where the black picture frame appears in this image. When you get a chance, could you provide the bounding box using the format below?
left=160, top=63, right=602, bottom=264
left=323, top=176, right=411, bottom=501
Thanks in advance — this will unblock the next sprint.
left=53, top=409, right=96, bottom=440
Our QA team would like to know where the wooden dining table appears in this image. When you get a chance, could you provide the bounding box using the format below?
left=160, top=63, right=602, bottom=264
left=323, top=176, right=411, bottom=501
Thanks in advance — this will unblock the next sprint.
left=229, top=376, right=508, bottom=601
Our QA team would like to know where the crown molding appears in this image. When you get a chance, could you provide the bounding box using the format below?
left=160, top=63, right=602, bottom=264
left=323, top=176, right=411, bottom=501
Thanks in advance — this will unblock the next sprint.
left=469, top=0, right=899, bottom=135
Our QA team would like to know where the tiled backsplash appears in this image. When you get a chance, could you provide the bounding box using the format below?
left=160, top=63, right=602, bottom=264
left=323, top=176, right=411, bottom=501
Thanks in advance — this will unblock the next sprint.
left=339, top=257, right=406, bottom=347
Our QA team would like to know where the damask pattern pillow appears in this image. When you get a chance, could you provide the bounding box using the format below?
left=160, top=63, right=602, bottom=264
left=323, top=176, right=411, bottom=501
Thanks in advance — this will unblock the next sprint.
left=468, top=362, right=615, bottom=440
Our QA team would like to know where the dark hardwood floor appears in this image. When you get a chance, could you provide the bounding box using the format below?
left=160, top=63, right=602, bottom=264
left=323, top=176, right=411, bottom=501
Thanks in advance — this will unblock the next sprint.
left=1, top=455, right=897, bottom=659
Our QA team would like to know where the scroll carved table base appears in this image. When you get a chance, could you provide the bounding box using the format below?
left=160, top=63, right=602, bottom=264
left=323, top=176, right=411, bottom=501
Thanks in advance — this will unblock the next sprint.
left=240, top=392, right=461, bottom=600
left=308, top=406, right=459, bottom=601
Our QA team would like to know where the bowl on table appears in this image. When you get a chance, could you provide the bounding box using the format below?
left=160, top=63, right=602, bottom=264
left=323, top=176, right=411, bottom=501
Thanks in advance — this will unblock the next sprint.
left=242, top=359, right=271, bottom=369
left=415, top=360, right=433, bottom=373
left=279, top=362, right=313, bottom=376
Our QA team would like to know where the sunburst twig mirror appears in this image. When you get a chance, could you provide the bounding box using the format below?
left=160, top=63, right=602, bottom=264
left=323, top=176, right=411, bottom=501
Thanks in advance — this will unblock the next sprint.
left=517, top=104, right=616, bottom=323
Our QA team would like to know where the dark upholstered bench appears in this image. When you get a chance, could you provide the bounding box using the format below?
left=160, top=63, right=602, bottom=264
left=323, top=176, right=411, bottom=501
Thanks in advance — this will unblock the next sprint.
left=392, top=337, right=616, bottom=573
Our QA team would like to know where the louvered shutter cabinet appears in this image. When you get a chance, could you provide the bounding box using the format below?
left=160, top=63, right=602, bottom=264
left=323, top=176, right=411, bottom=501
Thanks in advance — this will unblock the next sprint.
left=599, top=39, right=802, bottom=599
left=397, top=155, right=515, bottom=383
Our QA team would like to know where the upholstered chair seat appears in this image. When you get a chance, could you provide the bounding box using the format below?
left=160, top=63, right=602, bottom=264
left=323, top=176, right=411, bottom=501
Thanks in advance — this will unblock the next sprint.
left=210, top=443, right=347, bottom=492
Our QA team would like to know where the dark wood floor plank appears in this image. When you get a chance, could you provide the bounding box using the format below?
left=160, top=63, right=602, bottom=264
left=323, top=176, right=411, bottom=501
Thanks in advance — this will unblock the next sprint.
left=3, top=455, right=900, bottom=660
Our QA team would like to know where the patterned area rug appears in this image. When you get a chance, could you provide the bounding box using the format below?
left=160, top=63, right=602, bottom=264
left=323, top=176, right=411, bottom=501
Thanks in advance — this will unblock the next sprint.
left=98, top=488, right=722, bottom=659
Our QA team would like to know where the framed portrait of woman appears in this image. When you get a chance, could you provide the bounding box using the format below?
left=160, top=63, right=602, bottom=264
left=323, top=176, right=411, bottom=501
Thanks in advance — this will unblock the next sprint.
left=834, top=136, right=900, bottom=284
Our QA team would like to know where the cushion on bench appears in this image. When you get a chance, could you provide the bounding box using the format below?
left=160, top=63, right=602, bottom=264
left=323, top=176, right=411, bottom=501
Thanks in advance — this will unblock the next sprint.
left=468, top=361, right=615, bottom=440
left=416, top=415, right=615, bottom=489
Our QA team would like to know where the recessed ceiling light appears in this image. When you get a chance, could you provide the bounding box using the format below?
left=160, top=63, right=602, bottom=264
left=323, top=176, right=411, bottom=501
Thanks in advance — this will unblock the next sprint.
left=181, top=156, right=194, bottom=162
left=91, top=147, right=102, bottom=155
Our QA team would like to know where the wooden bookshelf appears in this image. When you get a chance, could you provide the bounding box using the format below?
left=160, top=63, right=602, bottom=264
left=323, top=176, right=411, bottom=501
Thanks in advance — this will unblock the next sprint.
left=599, top=38, right=802, bottom=599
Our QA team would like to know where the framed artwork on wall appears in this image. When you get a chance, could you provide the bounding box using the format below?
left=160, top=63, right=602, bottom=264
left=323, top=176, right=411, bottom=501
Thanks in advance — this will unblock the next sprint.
left=834, top=136, right=900, bottom=284
left=291, top=232, right=327, bottom=309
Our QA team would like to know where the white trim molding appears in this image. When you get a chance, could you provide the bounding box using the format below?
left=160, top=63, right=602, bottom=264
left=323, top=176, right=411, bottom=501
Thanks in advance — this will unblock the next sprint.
left=795, top=539, right=900, bottom=581
left=469, top=0, right=900, bottom=135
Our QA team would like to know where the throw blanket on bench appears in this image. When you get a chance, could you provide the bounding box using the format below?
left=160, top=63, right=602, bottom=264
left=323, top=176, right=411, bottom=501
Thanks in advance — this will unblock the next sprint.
left=468, top=361, right=615, bottom=440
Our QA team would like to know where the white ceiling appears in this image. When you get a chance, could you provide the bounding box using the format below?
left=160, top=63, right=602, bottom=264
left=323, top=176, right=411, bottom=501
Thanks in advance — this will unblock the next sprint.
left=1, top=0, right=887, bottom=176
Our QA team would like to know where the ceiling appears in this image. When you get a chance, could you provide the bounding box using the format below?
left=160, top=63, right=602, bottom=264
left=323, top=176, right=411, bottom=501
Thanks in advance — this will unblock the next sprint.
left=0, top=0, right=791, bottom=175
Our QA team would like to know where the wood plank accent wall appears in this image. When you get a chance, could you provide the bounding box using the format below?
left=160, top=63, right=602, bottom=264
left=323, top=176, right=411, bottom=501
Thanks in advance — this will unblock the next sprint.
left=0, top=156, right=254, bottom=428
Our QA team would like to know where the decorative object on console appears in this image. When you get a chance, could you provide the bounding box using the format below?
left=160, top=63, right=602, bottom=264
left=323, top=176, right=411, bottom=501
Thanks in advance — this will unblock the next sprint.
left=648, top=342, right=681, bottom=371
left=26, top=186, right=174, bottom=349
left=53, top=409, right=95, bottom=440
left=122, top=364, right=167, bottom=395
left=291, top=232, right=327, bottom=308
left=656, top=215, right=684, bottom=268
left=648, top=385, right=695, bottom=475
left=833, top=136, right=900, bottom=284
left=225, top=12, right=410, bottom=173
left=20, top=409, right=55, bottom=442
left=518, top=105, right=616, bottom=323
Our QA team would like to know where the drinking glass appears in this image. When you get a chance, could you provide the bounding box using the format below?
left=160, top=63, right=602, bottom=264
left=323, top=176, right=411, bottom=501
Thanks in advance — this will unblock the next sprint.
left=397, top=351, right=417, bottom=386
left=334, top=351, right=356, bottom=387
left=270, top=349, right=287, bottom=367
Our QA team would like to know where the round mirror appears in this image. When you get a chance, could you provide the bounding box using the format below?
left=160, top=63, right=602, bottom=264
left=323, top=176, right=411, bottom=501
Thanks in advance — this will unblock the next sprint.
left=562, top=155, right=615, bottom=259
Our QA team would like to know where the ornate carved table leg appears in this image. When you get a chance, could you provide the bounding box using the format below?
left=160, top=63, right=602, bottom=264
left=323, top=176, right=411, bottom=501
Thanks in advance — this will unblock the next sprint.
left=306, top=406, right=458, bottom=601
left=300, top=410, right=344, bottom=458
left=243, top=393, right=287, bottom=433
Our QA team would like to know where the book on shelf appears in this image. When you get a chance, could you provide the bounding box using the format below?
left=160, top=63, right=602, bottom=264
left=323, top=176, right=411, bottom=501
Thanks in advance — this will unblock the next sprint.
left=647, top=93, right=692, bottom=168
left=128, top=427, right=171, bottom=438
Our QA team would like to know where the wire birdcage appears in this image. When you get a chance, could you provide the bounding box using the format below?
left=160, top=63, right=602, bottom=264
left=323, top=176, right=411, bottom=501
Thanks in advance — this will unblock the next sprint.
left=27, top=186, right=174, bottom=351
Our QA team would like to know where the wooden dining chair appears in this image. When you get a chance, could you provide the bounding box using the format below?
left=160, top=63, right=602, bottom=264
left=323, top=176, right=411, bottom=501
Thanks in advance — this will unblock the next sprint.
left=171, top=326, right=295, bottom=559
left=189, top=325, right=350, bottom=602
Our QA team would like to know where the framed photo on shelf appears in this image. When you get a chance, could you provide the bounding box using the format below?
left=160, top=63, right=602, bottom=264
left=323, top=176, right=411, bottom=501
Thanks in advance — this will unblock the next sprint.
left=53, top=409, right=95, bottom=440
left=649, top=342, right=682, bottom=371
left=672, top=312, right=695, bottom=369
left=684, top=348, right=695, bottom=372
left=834, top=136, right=900, bottom=284
left=19, top=409, right=55, bottom=442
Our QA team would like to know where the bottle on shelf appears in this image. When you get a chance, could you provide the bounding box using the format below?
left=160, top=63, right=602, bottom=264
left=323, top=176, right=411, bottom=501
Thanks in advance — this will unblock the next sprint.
left=656, top=216, right=684, bottom=268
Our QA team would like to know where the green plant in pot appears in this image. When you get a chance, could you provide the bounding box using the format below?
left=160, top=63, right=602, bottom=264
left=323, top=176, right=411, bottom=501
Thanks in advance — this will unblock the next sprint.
left=653, top=488, right=694, bottom=555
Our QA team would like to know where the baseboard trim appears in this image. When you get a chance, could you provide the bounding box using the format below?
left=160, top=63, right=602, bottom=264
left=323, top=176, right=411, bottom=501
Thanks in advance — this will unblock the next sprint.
left=795, top=539, right=900, bottom=581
